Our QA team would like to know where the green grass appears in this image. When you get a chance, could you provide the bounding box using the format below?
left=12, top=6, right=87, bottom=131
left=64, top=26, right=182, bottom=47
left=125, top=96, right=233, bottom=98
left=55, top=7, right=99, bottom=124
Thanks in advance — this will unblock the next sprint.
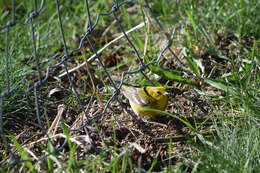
left=1, top=0, right=260, bottom=172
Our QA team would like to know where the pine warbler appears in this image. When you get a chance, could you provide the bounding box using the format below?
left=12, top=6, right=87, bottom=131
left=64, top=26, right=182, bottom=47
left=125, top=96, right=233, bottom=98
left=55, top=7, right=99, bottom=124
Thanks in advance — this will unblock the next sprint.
left=121, top=86, right=168, bottom=117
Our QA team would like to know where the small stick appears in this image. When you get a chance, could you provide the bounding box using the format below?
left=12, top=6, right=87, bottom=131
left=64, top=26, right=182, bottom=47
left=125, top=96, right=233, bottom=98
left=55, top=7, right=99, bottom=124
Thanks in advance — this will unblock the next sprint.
left=58, top=22, right=146, bottom=78
left=81, top=46, right=103, bottom=109
left=48, top=104, right=66, bottom=136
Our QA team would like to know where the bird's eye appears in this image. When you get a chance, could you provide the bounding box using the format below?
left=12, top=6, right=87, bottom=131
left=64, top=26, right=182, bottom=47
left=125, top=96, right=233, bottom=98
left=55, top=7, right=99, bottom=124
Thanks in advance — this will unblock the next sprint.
left=156, top=91, right=162, bottom=95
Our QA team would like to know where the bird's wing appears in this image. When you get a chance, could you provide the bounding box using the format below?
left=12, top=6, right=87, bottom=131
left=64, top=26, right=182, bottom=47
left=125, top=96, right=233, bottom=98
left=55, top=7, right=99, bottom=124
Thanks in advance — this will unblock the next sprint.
left=121, top=87, right=148, bottom=106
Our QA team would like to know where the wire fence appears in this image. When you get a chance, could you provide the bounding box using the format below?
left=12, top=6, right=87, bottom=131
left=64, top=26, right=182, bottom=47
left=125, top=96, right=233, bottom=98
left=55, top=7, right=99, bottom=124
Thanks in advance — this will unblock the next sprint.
left=0, top=0, right=179, bottom=168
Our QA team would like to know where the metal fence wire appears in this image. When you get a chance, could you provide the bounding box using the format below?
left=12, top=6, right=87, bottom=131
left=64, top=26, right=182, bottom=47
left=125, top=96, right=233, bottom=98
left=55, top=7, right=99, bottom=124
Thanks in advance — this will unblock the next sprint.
left=0, top=0, right=179, bottom=167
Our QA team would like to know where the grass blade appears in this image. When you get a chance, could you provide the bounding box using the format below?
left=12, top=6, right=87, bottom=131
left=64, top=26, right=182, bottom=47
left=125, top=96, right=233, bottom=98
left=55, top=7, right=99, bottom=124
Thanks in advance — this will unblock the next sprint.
left=149, top=64, right=199, bottom=87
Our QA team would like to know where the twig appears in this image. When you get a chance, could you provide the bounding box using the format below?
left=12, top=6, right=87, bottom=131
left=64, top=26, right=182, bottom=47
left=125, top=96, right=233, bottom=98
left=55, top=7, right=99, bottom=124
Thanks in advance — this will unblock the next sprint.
left=48, top=104, right=66, bottom=136
left=81, top=46, right=103, bottom=109
left=57, top=21, right=146, bottom=78
left=24, top=133, right=92, bottom=148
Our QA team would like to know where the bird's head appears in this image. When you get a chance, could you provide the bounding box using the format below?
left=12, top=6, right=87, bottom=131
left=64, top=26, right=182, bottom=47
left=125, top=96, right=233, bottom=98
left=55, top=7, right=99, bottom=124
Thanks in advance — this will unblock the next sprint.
left=146, top=87, right=168, bottom=100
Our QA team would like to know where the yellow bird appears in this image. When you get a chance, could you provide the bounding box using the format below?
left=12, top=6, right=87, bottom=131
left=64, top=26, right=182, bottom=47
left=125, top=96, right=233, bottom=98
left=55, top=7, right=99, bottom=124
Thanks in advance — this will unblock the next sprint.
left=121, top=86, right=168, bottom=117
